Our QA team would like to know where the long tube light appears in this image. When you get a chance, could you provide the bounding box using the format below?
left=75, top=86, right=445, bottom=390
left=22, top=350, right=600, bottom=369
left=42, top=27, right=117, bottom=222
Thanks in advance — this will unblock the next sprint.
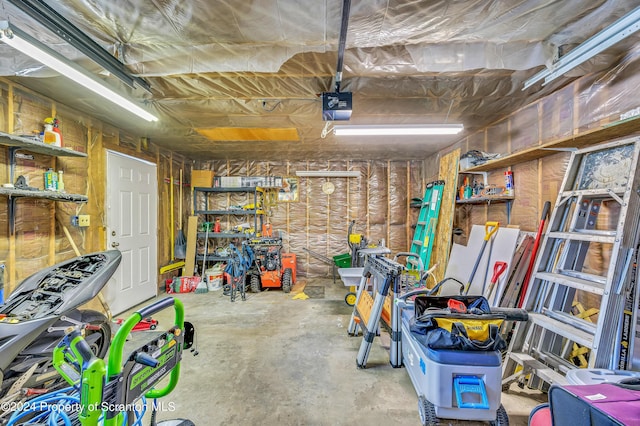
left=7, top=0, right=151, bottom=92
left=333, top=124, right=463, bottom=136
left=0, top=22, right=158, bottom=122
left=296, top=170, right=359, bottom=177
left=524, top=6, right=640, bottom=89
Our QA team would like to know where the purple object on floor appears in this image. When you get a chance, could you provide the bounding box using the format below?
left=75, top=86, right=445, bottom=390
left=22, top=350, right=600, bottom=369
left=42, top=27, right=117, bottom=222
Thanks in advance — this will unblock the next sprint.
left=549, top=383, right=640, bottom=425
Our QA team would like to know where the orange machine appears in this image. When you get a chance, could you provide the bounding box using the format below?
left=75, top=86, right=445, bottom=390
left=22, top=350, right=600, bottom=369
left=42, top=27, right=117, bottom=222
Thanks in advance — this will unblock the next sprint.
left=247, top=238, right=296, bottom=293
left=281, top=253, right=297, bottom=282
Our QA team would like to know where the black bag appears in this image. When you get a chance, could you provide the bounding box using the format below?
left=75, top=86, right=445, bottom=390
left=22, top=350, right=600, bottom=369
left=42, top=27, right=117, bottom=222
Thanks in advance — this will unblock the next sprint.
left=410, top=318, right=506, bottom=351
left=409, top=295, right=507, bottom=352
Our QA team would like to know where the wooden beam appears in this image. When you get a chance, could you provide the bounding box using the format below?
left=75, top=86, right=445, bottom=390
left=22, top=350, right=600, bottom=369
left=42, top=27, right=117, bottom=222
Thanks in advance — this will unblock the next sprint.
left=7, top=84, right=15, bottom=292
left=87, top=125, right=106, bottom=252
left=170, top=155, right=174, bottom=260
left=184, top=215, right=198, bottom=276
left=432, top=148, right=460, bottom=282
left=387, top=160, right=391, bottom=247
left=406, top=161, right=411, bottom=251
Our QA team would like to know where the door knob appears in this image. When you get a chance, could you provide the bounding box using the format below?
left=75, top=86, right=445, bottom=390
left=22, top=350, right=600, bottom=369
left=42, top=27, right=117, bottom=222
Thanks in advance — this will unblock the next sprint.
left=111, top=242, right=120, bottom=248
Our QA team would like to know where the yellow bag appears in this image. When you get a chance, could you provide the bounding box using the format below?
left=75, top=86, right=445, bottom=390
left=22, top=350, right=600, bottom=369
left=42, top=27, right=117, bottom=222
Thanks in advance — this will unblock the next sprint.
left=434, top=316, right=504, bottom=341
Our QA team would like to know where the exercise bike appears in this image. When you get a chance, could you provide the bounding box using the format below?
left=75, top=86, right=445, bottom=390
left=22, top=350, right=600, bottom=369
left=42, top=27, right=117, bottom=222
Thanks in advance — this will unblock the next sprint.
left=7, top=296, right=197, bottom=426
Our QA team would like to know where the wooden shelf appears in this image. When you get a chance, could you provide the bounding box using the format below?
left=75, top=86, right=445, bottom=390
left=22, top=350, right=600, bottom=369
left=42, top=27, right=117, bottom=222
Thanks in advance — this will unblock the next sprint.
left=465, top=115, right=640, bottom=172
left=0, top=131, right=89, bottom=235
left=0, top=131, right=87, bottom=157
left=0, top=188, right=88, bottom=202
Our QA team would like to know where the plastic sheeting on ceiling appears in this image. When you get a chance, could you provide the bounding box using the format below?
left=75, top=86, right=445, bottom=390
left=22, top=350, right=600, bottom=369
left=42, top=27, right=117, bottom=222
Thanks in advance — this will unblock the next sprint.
left=0, top=0, right=638, bottom=161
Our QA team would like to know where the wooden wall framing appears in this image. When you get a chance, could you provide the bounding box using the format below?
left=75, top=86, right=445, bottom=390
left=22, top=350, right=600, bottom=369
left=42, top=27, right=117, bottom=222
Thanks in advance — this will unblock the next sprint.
left=190, top=159, right=424, bottom=278
left=0, top=78, right=185, bottom=294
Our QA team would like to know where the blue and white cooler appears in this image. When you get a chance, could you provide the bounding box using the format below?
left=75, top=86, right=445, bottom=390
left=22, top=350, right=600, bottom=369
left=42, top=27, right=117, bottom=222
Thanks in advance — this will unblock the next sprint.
left=399, top=294, right=511, bottom=425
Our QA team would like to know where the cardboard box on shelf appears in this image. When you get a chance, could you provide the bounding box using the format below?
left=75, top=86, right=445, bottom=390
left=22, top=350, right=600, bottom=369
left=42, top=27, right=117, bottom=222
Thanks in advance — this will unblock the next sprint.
left=191, top=170, right=215, bottom=188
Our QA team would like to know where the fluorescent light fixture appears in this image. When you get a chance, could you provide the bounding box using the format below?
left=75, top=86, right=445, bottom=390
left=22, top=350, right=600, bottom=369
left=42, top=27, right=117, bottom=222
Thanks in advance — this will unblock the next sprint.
left=296, top=170, right=359, bottom=177
left=0, top=22, right=158, bottom=122
left=333, top=124, right=463, bottom=136
left=524, top=6, right=640, bottom=89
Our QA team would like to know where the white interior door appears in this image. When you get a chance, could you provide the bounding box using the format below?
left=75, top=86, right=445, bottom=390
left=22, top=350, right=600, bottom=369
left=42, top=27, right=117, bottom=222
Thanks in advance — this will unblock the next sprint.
left=105, top=151, right=158, bottom=315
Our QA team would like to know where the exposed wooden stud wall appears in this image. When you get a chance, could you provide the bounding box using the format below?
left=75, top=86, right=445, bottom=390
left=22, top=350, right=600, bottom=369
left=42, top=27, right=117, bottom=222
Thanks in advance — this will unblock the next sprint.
left=191, top=159, right=423, bottom=277
left=366, top=162, right=371, bottom=238
left=406, top=161, right=411, bottom=252
left=483, top=126, right=489, bottom=224
left=346, top=160, right=351, bottom=225
left=326, top=162, right=331, bottom=258
left=7, top=84, right=15, bottom=288
left=285, top=162, right=290, bottom=253
left=169, top=155, right=174, bottom=259
left=432, top=53, right=640, bottom=240
left=536, top=101, right=544, bottom=215
left=86, top=125, right=94, bottom=251
left=48, top=103, right=57, bottom=264
left=386, top=160, right=391, bottom=246
left=0, top=78, right=184, bottom=294
left=305, top=162, right=310, bottom=269
left=86, top=125, right=103, bottom=252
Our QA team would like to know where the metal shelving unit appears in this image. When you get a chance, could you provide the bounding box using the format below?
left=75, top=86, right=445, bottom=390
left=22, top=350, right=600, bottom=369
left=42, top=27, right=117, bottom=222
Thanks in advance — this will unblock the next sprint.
left=192, top=186, right=264, bottom=267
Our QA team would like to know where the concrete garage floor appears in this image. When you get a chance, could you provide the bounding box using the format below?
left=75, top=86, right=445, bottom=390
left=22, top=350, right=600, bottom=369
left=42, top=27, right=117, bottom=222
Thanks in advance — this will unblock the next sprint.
left=126, top=278, right=547, bottom=426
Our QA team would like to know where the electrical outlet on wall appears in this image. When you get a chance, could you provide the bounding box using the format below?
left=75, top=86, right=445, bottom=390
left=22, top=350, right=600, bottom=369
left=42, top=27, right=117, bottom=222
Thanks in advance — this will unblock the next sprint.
left=78, top=215, right=90, bottom=227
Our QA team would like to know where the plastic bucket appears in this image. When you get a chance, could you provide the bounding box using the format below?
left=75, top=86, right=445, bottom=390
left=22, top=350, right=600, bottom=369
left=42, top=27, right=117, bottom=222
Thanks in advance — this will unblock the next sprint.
left=205, top=263, right=225, bottom=290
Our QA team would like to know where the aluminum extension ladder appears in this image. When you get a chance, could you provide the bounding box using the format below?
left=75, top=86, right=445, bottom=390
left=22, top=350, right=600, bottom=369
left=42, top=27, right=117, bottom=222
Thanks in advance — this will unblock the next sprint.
left=408, top=180, right=445, bottom=271
left=503, top=136, right=640, bottom=388
left=347, top=254, right=404, bottom=368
